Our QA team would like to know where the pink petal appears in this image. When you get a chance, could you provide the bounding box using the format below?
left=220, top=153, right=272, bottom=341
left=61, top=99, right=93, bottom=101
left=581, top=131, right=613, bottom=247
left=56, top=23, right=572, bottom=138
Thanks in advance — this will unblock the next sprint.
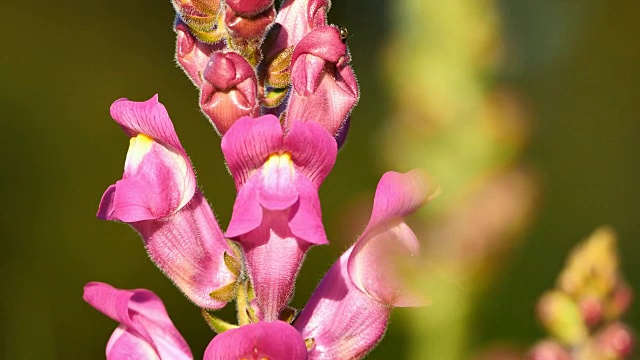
left=174, top=20, right=223, bottom=88
left=221, top=115, right=284, bottom=189
left=257, top=156, right=299, bottom=210
left=132, top=191, right=237, bottom=309
left=226, top=174, right=264, bottom=239
left=110, top=96, right=188, bottom=157
left=347, top=170, right=433, bottom=307
left=97, top=142, right=191, bottom=222
left=288, top=175, right=328, bottom=245
left=83, top=282, right=192, bottom=360
left=284, top=120, right=337, bottom=188
left=204, top=321, right=307, bottom=360
left=295, top=248, right=390, bottom=359
left=239, top=210, right=309, bottom=321
left=365, top=169, right=432, bottom=233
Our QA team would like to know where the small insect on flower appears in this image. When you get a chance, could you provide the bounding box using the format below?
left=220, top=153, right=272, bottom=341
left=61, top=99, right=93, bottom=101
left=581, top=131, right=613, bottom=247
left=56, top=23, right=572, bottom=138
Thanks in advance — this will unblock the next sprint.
left=338, top=26, right=348, bottom=43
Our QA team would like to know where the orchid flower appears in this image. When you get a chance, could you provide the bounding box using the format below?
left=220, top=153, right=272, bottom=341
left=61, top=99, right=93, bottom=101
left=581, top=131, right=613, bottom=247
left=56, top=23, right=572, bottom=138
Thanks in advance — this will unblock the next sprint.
left=97, top=96, right=239, bottom=309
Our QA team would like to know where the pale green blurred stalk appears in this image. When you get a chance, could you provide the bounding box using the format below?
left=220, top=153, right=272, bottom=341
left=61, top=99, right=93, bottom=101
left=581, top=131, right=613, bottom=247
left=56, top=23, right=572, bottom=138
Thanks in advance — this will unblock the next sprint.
left=382, top=1, right=537, bottom=359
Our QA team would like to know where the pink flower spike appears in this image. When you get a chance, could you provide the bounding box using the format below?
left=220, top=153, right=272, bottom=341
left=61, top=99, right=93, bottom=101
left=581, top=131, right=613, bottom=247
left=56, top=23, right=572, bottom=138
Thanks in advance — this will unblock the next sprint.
left=200, top=51, right=259, bottom=135
left=222, top=116, right=335, bottom=320
left=83, top=282, right=192, bottom=360
left=98, top=96, right=196, bottom=223
left=97, top=96, right=237, bottom=309
left=287, top=25, right=359, bottom=137
left=294, top=248, right=391, bottom=360
left=348, top=170, right=434, bottom=307
left=204, top=321, right=307, bottom=360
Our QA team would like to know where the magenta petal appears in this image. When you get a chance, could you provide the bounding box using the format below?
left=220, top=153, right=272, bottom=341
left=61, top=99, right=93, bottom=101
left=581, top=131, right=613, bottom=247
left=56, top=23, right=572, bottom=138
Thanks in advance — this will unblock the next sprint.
left=226, top=174, right=263, bottom=238
left=98, top=142, right=190, bottom=222
left=240, top=210, right=308, bottom=320
left=257, top=158, right=299, bottom=211
left=295, top=249, right=390, bottom=359
left=284, top=120, right=337, bottom=187
left=110, top=96, right=187, bottom=156
left=132, top=191, right=237, bottom=309
left=83, top=282, right=192, bottom=360
left=221, top=115, right=284, bottom=189
left=204, top=321, right=307, bottom=360
left=266, top=0, right=329, bottom=59
left=288, top=175, right=328, bottom=245
left=365, top=170, right=431, bottom=231
left=347, top=170, right=432, bottom=307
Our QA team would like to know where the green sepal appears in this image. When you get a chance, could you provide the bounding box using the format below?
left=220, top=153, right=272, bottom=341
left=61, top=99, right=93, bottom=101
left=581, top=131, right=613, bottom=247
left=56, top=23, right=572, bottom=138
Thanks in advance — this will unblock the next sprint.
left=209, top=281, right=238, bottom=303
left=261, top=87, right=289, bottom=108
left=236, top=281, right=252, bottom=325
left=201, top=309, right=238, bottom=334
left=265, top=47, right=293, bottom=88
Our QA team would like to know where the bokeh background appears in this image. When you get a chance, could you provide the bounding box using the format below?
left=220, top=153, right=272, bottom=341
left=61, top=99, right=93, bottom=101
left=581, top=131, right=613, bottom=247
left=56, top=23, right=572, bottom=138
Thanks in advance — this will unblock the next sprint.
left=2, top=0, right=638, bottom=359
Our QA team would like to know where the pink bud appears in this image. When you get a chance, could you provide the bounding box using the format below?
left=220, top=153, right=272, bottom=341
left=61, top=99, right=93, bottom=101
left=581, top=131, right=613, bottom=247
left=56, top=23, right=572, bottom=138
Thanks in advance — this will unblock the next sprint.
left=171, top=0, right=221, bottom=31
left=527, top=341, right=571, bottom=360
left=287, top=25, right=359, bottom=137
left=595, top=323, right=635, bottom=359
left=579, top=296, right=604, bottom=328
left=174, top=20, right=225, bottom=87
left=200, top=51, right=259, bottom=135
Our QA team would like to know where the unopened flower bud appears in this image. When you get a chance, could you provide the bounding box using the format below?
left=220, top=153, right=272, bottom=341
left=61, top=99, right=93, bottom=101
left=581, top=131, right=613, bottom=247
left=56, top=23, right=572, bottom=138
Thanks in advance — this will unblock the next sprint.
left=174, top=19, right=225, bottom=87
left=287, top=25, right=359, bottom=137
left=225, top=0, right=273, bottom=17
left=594, top=323, right=635, bottom=359
left=172, top=0, right=221, bottom=31
left=537, top=291, right=587, bottom=345
left=527, top=341, right=571, bottom=360
left=200, top=51, right=259, bottom=135
left=579, top=296, right=604, bottom=328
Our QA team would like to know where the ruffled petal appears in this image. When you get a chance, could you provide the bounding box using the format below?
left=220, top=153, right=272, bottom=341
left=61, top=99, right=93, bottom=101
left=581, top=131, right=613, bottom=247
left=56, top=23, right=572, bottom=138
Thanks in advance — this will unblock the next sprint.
left=365, top=169, right=433, bottom=233
left=132, top=191, right=238, bottom=309
left=284, top=120, right=337, bottom=188
left=110, top=96, right=188, bottom=157
left=295, top=248, right=390, bottom=359
left=347, top=170, right=434, bottom=307
left=204, top=321, right=307, bottom=360
left=221, top=115, right=283, bottom=189
left=83, top=282, right=192, bottom=360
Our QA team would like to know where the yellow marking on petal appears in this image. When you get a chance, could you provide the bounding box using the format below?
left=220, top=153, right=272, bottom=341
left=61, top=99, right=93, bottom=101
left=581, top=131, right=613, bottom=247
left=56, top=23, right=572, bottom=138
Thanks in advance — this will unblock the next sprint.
left=125, top=134, right=155, bottom=170
left=262, top=152, right=294, bottom=176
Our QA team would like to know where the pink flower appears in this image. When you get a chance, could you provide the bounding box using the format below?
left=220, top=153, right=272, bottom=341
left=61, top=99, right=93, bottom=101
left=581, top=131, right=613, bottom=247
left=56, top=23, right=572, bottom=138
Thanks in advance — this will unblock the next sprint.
left=294, top=170, right=433, bottom=359
left=83, top=282, right=192, bottom=360
left=222, top=115, right=337, bottom=321
left=287, top=25, right=359, bottom=138
left=97, top=96, right=238, bottom=309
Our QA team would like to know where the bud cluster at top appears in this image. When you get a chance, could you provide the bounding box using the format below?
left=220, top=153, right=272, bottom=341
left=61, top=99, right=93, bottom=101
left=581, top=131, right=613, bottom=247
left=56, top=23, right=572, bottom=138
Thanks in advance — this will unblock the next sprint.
left=173, top=0, right=358, bottom=143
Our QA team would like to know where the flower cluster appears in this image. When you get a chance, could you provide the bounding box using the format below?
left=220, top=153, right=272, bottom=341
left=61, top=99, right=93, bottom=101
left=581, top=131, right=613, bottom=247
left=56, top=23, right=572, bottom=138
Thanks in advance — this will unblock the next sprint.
left=528, top=228, right=635, bottom=360
left=85, top=0, right=435, bottom=358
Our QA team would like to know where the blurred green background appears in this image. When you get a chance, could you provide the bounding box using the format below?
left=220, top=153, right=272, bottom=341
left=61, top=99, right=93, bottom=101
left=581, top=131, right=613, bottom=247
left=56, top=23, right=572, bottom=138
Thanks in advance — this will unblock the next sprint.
left=2, top=0, right=638, bottom=359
